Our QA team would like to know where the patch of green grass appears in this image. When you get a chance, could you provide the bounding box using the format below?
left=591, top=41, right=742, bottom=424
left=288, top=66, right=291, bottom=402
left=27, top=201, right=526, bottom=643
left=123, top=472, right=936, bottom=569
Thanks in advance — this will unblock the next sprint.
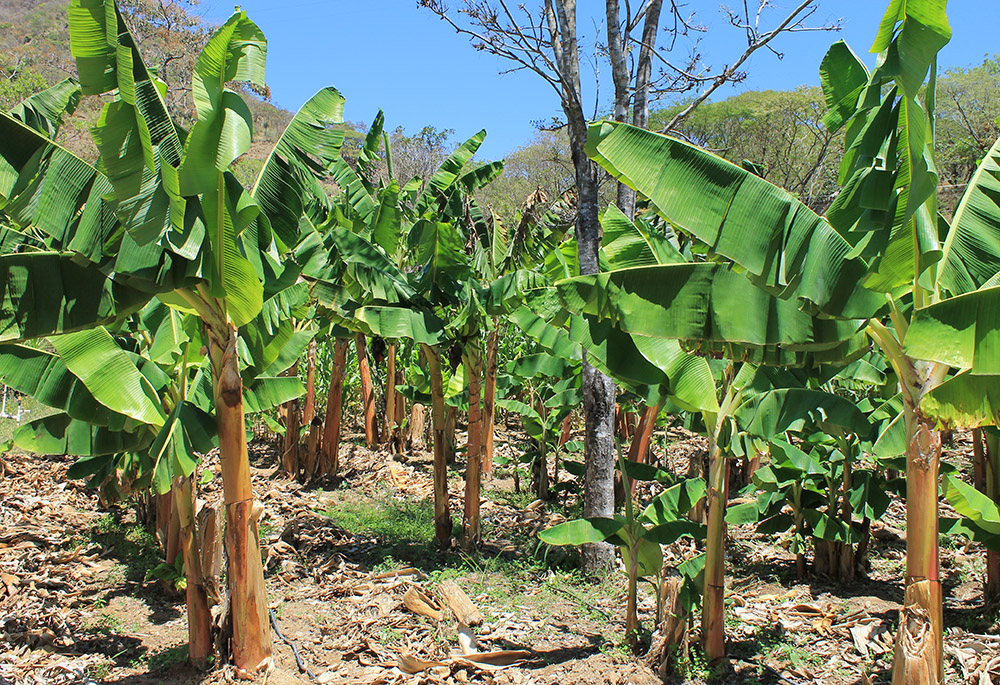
left=317, top=489, right=570, bottom=593
left=730, top=623, right=824, bottom=677
left=89, top=512, right=161, bottom=583
left=674, top=649, right=713, bottom=681
left=318, top=491, right=441, bottom=567
left=487, top=485, right=535, bottom=510
left=379, top=625, right=404, bottom=646
left=320, top=492, right=434, bottom=539
left=147, top=644, right=191, bottom=671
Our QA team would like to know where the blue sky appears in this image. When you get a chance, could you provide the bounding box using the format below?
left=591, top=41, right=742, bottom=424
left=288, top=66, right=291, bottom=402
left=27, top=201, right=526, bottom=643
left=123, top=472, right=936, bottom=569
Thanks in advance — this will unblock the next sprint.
left=199, top=1, right=1000, bottom=159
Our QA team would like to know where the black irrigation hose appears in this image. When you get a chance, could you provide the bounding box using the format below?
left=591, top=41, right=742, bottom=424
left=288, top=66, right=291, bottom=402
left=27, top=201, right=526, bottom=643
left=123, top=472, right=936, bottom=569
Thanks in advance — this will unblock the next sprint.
left=269, top=607, right=318, bottom=681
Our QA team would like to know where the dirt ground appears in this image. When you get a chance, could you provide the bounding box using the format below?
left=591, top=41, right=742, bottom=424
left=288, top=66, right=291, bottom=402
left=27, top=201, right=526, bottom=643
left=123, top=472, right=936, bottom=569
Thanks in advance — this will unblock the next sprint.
left=2, top=427, right=999, bottom=685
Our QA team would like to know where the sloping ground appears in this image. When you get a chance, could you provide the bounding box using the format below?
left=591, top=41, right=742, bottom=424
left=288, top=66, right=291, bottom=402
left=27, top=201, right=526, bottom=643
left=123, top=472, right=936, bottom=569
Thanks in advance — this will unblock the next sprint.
left=1, top=431, right=999, bottom=684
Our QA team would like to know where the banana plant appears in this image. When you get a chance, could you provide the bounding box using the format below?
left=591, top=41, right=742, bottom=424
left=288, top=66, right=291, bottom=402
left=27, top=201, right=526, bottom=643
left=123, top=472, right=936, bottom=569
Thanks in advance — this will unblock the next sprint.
left=3, top=296, right=305, bottom=661
left=0, top=0, right=348, bottom=670
left=540, top=452, right=705, bottom=651
left=496, top=351, right=581, bottom=500
left=555, top=2, right=982, bottom=673
left=309, top=129, right=503, bottom=547
left=732, top=363, right=893, bottom=581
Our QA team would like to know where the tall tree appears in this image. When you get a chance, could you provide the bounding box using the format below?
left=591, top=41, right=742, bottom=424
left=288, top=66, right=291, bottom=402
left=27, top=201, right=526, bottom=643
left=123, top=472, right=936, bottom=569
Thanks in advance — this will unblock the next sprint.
left=421, top=0, right=832, bottom=572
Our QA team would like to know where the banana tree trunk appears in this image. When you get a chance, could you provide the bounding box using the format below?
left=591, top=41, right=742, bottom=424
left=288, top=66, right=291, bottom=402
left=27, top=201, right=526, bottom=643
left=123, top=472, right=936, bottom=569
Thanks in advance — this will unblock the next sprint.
left=393, top=366, right=405, bottom=433
left=320, top=338, right=348, bottom=476
left=410, top=403, right=427, bottom=451
left=983, top=432, right=1000, bottom=602
left=280, top=362, right=300, bottom=477
left=302, top=419, right=320, bottom=482
left=173, top=475, right=212, bottom=668
left=156, top=491, right=181, bottom=568
left=533, top=399, right=549, bottom=501
left=482, top=328, right=499, bottom=473
left=303, top=340, right=316, bottom=424
left=462, top=346, right=483, bottom=549
left=838, top=450, right=856, bottom=580
left=625, top=553, right=639, bottom=652
left=422, top=344, right=452, bottom=546
left=974, top=428, right=986, bottom=492
left=628, top=401, right=662, bottom=495
left=444, top=405, right=457, bottom=465
left=891, top=404, right=942, bottom=684
left=534, top=439, right=549, bottom=501
left=356, top=332, right=379, bottom=448
left=208, top=324, right=271, bottom=672
left=702, top=436, right=729, bottom=662
left=385, top=343, right=397, bottom=449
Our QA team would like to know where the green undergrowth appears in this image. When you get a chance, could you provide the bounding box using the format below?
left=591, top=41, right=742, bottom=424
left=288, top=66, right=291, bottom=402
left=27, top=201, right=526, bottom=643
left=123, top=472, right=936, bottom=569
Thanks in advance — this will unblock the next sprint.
left=87, top=512, right=162, bottom=584
left=315, top=486, right=623, bottom=627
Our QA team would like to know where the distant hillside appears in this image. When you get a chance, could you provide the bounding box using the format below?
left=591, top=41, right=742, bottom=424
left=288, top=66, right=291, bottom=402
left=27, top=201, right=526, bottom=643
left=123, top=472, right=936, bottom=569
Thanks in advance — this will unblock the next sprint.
left=0, top=0, right=298, bottom=172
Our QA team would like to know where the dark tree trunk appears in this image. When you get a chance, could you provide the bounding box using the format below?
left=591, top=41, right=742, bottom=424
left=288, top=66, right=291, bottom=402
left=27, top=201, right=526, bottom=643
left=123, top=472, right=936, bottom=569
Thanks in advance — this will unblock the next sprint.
left=632, top=0, right=663, bottom=132
left=605, top=0, right=635, bottom=217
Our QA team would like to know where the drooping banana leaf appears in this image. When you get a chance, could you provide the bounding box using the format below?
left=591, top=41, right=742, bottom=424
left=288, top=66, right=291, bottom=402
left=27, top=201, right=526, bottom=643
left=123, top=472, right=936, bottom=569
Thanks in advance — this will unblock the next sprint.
left=734, top=388, right=871, bottom=440
left=557, top=263, right=867, bottom=358
left=0, top=252, right=151, bottom=341
left=0, top=344, right=127, bottom=426
left=242, top=376, right=304, bottom=414
left=584, top=121, right=884, bottom=320
left=937, top=135, right=1000, bottom=297
left=49, top=327, right=166, bottom=428
left=8, top=78, right=82, bottom=138
left=149, top=400, right=216, bottom=495
left=15, top=412, right=149, bottom=457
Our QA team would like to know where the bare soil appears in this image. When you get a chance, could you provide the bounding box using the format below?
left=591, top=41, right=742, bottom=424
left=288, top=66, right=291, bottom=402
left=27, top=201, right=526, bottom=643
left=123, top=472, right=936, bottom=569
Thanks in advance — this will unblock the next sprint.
left=2, top=428, right=999, bottom=685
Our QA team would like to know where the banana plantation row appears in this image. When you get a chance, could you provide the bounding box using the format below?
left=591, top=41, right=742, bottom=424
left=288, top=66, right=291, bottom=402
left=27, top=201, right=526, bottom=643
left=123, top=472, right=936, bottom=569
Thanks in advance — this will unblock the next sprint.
left=0, top=0, right=998, bottom=683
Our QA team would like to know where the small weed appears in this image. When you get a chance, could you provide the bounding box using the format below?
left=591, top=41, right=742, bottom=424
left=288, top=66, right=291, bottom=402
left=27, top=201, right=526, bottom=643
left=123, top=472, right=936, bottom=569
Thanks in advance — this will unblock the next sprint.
left=147, top=644, right=190, bottom=671
left=956, top=553, right=986, bottom=586
left=675, top=649, right=712, bottom=681
left=88, top=660, right=113, bottom=680
left=379, top=626, right=404, bottom=645
left=83, top=611, right=124, bottom=635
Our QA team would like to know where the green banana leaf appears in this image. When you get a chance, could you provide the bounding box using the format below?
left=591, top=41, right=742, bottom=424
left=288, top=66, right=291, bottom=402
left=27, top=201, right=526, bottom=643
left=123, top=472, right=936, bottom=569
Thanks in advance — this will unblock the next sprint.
left=149, top=400, right=216, bottom=495
left=938, top=135, right=1000, bottom=297
left=0, top=344, right=127, bottom=426
left=584, top=121, right=883, bottom=319
left=14, top=412, right=149, bottom=457
left=49, top=327, right=165, bottom=428
left=735, top=388, right=871, bottom=439
left=8, top=78, right=81, bottom=138
left=557, top=263, right=866, bottom=356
